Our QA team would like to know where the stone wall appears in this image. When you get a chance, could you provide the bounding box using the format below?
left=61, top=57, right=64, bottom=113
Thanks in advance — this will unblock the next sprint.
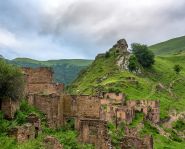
left=63, top=95, right=100, bottom=119
left=116, top=107, right=135, bottom=124
left=77, top=96, right=100, bottom=119
left=9, top=123, right=35, bottom=143
left=100, top=105, right=135, bottom=124
left=22, top=67, right=53, bottom=84
left=1, top=98, right=19, bottom=119
left=27, top=83, right=64, bottom=94
left=22, top=67, right=64, bottom=95
left=126, top=100, right=160, bottom=123
left=27, top=93, right=63, bottom=128
left=79, top=119, right=111, bottom=149
left=63, top=95, right=78, bottom=117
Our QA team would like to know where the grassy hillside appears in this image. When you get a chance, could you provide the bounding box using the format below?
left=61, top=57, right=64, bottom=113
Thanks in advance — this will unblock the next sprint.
left=8, top=58, right=93, bottom=85
left=70, top=49, right=185, bottom=148
left=149, top=36, right=185, bottom=56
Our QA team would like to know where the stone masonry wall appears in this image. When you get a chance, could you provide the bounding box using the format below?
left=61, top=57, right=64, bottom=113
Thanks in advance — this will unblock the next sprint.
left=79, top=119, right=111, bottom=149
left=126, top=100, right=160, bottom=123
left=28, top=93, right=63, bottom=128
left=22, top=67, right=53, bottom=84
left=77, top=96, right=100, bottom=119
left=63, top=95, right=100, bottom=119
left=22, top=67, right=64, bottom=95
left=9, top=123, right=35, bottom=143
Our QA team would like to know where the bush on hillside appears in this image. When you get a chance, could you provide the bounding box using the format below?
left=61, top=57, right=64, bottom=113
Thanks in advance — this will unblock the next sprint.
left=131, top=43, right=155, bottom=68
left=173, top=64, right=182, bottom=74
left=0, top=60, right=24, bottom=101
left=128, top=55, right=138, bottom=72
left=105, top=51, right=110, bottom=58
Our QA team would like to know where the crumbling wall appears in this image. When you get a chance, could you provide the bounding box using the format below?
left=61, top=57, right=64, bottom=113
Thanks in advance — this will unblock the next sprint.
left=77, top=96, right=100, bottom=119
left=63, top=95, right=100, bottom=118
left=9, top=123, right=35, bottom=143
left=79, top=119, right=111, bottom=149
left=126, top=100, right=160, bottom=123
left=116, top=107, right=135, bottom=124
left=1, top=98, right=19, bottom=119
left=28, top=93, right=63, bottom=128
left=22, top=67, right=53, bottom=84
left=22, top=67, right=64, bottom=95
left=63, top=95, right=78, bottom=117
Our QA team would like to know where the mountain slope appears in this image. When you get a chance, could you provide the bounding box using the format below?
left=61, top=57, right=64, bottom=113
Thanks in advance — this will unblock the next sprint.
left=149, top=36, right=185, bottom=56
left=9, top=58, right=93, bottom=85
left=70, top=40, right=185, bottom=148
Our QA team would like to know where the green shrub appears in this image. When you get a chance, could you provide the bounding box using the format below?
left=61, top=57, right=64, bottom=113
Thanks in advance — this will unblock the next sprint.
left=173, top=64, right=182, bottom=74
left=172, top=119, right=185, bottom=131
left=0, top=60, right=24, bottom=100
left=131, top=43, right=155, bottom=68
left=128, top=55, right=138, bottom=72
left=170, top=130, right=183, bottom=142
left=105, top=51, right=110, bottom=58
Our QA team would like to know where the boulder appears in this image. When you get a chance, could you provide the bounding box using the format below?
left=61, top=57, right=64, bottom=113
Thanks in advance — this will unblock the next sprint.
left=44, top=136, right=63, bottom=149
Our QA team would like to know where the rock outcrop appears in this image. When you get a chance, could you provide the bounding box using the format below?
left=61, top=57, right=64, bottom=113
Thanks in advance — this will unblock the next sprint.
left=112, top=39, right=130, bottom=70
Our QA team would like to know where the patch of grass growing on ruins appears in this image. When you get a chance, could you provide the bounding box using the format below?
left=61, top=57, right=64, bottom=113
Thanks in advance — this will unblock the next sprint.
left=15, top=100, right=45, bottom=125
left=107, top=122, right=125, bottom=149
left=0, top=100, right=94, bottom=149
left=129, top=112, right=144, bottom=128
left=43, top=128, right=94, bottom=149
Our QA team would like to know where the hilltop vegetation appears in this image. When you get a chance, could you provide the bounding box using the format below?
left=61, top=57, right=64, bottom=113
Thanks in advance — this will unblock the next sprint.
left=149, top=36, right=185, bottom=56
left=7, top=58, right=93, bottom=85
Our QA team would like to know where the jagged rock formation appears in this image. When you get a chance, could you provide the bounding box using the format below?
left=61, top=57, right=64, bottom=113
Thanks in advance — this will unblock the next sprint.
left=111, top=39, right=130, bottom=70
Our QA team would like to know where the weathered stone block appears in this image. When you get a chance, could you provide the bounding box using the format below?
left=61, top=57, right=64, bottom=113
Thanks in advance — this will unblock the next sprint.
left=44, top=136, right=63, bottom=149
left=9, top=123, right=35, bottom=143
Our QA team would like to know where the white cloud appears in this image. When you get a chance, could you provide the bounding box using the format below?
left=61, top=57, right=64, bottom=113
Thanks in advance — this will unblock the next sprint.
left=0, top=28, right=20, bottom=47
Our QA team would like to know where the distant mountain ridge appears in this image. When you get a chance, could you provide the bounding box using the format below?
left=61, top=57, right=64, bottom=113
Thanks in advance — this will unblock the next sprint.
left=8, top=58, right=93, bottom=85
left=149, top=35, right=185, bottom=56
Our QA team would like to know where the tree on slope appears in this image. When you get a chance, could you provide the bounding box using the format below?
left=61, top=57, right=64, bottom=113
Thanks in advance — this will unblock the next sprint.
left=0, top=60, right=24, bottom=106
left=131, top=43, right=155, bottom=68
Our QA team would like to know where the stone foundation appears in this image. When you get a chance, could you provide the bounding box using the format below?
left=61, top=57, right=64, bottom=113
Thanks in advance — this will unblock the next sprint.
left=9, top=123, right=35, bottom=143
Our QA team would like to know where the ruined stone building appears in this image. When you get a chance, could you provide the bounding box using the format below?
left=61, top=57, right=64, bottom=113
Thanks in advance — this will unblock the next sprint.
left=22, top=67, right=64, bottom=95
left=126, top=100, right=160, bottom=124
left=1, top=67, right=158, bottom=149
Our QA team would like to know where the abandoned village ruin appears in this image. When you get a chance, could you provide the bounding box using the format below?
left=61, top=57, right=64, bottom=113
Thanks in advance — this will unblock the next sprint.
left=0, top=39, right=160, bottom=149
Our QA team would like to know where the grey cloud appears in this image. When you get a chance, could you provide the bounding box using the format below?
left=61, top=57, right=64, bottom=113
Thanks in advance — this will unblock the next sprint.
left=0, top=0, right=185, bottom=60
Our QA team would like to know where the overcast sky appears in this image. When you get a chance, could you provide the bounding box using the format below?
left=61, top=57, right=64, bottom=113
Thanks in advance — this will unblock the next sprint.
left=0, top=0, right=185, bottom=60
